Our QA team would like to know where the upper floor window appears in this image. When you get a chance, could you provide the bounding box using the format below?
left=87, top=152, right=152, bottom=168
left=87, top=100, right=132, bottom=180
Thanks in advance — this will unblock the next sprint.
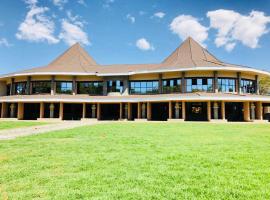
left=56, top=82, right=72, bottom=94
left=162, top=79, right=181, bottom=93
left=186, top=78, right=213, bottom=93
left=241, top=79, right=255, bottom=94
left=107, top=80, right=123, bottom=93
left=218, top=78, right=236, bottom=93
left=15, top=82, right=27, bottom=95
left=130, top=80, right=159, bottom=94
left=77, top=82, right=103, bottom=95
left=6, top=84, right=10, bottom=96
left=32, top=81, right=51, bottom=94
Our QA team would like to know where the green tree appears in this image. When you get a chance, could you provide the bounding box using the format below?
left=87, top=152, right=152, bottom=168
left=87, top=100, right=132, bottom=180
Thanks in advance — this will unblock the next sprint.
left=259, top=77, right=270, bottom=95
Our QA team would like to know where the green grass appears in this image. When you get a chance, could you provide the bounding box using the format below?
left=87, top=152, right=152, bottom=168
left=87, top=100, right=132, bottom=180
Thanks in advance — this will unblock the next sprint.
left=0, top=123, right=270, bottom=199
left=0, top=121, right=48, bottom=130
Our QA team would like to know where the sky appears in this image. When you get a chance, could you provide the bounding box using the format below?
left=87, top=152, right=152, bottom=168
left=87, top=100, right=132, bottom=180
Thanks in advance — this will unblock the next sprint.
left=0, top=0, right=270, bottom=74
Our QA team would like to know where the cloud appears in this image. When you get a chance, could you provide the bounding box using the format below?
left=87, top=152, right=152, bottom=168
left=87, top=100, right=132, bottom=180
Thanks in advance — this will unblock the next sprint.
left=52, top=0, right=68, bottom=10
left=126, top=14, right=135, bottom=24
left=170, top=15, right=208, bottom=46
left=16, top=2, right=59, bottom=44
left=59, top=19, right=90, bottom=46
left=77, top=0, right=86, bottom=6
left=136, top=38, right=154, bottom=51
left=103, top=0, right=114, bottom=8
left=153, top=12, right=165, bottom=19
left=207, top=9, right=270, bottom=51
left=0, top=38, right=12, bottom=47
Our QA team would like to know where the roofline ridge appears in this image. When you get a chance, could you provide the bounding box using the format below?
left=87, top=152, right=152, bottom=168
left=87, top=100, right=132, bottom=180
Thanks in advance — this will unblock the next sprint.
left=188, top=37, right=197, bottom=67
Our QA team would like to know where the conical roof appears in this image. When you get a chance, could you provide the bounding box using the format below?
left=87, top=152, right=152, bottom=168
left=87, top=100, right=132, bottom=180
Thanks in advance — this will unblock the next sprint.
left=162, top=37, right=225, bottom=68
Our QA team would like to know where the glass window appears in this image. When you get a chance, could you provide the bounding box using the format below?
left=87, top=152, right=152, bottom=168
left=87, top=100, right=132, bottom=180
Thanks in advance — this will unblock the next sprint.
left=32, top=81, right=51, bottom=94
left=186, top=78, right=213, bottom=92
left=129, top=80, right=159, bottom=94
left=162, top=79, right=181, bottom=93
left=6, top=84, right=10, bottom=96
left=77, top=82, right=103, bottom=95
left=56, top=82, right=72, bottom=94
left=218, top=78, right=236, bottom=93
left=15, top=82, right=27, bottom=95
left=107, top=80, right=123, bottom=93
left=241, top=79, right=255, bottom=94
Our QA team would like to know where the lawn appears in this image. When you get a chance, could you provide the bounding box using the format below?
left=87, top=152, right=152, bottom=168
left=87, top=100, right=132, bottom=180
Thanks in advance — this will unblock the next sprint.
left=0, top=121, right=48, bottom=130
left=0, top=123, right=270, bottom=199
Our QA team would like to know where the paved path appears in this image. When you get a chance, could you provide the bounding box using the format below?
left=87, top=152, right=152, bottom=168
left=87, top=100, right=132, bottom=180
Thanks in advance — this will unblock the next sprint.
left=0, top=121, right=102, bottom=140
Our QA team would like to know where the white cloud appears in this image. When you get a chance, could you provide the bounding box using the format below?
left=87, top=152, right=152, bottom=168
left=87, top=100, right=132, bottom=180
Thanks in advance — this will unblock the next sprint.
left=103, top=0, right=114, bottom=8
left=139, top=11, right=146, bottom=16
left=170, top=15, right=208, bottom=46
left=52, top=0, right=68, bottom=10
left=59, top=19, right=90, bottom=46
left=77, top=0, right=86, bottom=6
left=136, top=38, right=154, bottom=51
left=207, top=9, right=270, bottom=51
left=0, top=38, right=11, bottom=47
left=126, top=14, right=135, bottom=24
left=153, top=12, right=166, bottom=19
left=16, top=2, right=59, bottom=44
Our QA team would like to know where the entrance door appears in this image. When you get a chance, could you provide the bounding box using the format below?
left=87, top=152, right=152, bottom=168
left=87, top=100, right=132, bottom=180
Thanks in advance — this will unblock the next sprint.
left=100, top=104, right=120, bottom=120
left=186, top=102, right=207, bottom=121
left=151, top=102, right=169, bottom=121
left=225, top=102, right=243, bottom=121
left=24, top=103, right=40, bottom=120
left=63, top=104, right=83, bottom=120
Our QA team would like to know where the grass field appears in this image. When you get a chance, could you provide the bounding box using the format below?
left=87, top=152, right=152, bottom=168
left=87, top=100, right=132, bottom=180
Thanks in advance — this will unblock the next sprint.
left=0, top=123, right=270, bottom=199
left=0, top=121, right=47, bottom=130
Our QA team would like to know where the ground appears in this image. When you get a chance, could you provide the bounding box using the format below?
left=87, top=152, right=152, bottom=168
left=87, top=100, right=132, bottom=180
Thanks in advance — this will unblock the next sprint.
left=0, top=122, right=270, bottom=199
left=0, top=121, right=47, bottom=130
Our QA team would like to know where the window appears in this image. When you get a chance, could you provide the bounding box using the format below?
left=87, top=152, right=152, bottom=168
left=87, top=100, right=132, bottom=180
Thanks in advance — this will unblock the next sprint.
left=32, top=81, right=51, bottom=94
left=107, top=80, right=123, bottom=93
left=130, top=81, right=159, bottom=94
left=77, top=82, right=103, bottom=95
left=15, top=82, right=27, bottom=95
left=218, top=78, right=236, bottom=93
left=241, top=79, right=255, bottom=94
left=186, top=78, right=213, bottom=92
left=56, top=82, right=72, bottom=94
left=162, top=79, right=181, bottom=93
left=6, top=84, right=10, bottom=96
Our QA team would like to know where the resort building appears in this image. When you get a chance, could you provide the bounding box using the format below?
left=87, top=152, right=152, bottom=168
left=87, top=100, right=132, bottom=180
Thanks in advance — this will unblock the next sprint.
left=0, top=37, right=270, bottom=122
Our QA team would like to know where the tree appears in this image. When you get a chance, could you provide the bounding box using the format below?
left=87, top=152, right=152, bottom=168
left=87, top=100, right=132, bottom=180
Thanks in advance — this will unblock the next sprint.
left=259, top=77, right=270, bottom=95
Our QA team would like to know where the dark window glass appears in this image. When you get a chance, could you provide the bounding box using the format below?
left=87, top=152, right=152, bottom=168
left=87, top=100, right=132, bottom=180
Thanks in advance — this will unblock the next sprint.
left=77, top=82, right=103, bottom=95
left=107, top=80, right=123, bottom=93
left=6, top=84, right=10, bottom=96
left=32, top=81, right=51, bottom=94
left=218, top=78, right=236, bottom=93
left=15, top=82, right=27, bottom=95
left=56, top=82, right=72, bottom=94
left=241, top=79, right=255, bottom=94
left=186, top=78, right=213, bottom=92
left=129, top=80, right=159, bottom=94
left=162, top=79, right=181, bottom=93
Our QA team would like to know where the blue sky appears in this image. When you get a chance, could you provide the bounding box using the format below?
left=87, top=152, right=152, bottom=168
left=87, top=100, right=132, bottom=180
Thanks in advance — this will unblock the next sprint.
left=0, top=0, right=270, bottom=74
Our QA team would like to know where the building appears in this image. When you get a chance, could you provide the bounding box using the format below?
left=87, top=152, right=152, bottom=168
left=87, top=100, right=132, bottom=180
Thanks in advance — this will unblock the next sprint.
left=1, top=37, right=270, bottom=122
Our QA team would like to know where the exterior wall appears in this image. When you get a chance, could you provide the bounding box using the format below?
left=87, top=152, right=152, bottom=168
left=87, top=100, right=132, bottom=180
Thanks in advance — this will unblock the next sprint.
left=129, top=73, right=159, bottom=80
left=0, top=81, right=6, bottom=96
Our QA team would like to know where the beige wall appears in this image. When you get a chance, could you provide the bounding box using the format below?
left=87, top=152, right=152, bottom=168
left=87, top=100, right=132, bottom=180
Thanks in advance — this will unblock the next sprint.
left=129, top=73, right=159, bottom=80
left=0, top=81, right=6, bottom=96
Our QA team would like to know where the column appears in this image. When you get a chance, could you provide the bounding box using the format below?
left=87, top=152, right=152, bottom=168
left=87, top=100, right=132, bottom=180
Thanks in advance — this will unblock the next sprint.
left=103, top=80, right=107, bottom=95
left=1, top=103, right=8, bottom=118
left=175, top=102, right=180, bottom=119
left=123, top=77, right=129, bottom=95
left=40, top=102, right=44, bottom=118
left=250, top=102, right=256, bottom=121
left=26, top=76, right=31, bottom=95
left=49, top=103, right=54, bottom=118
left=17, top=103, right=24, bottom=120
left=158, top=74, right=162, bottom=94
left=207, top=101, right=211, bottom=121
left=221, top=101, right=225, bottom=120
left=72, top=76, right=77, bottom=95
left=51, top=76, right=55, bottom=95
left=256, top=102, right=263, bottom=120
left=243, top=102, right=250, bottom=121
left=255, top=75, right=259, bottom=95
left=10, top=78, right=14, bottom=95
left=82, top=103, right=86, bottom=119
left=213, top=102, right=219, bottom=119
left=10, top=103, right=16, bottom=118
left=91, top=104, right=96, bottom=118
left=182, top=101, right=186, bottom=120
left=214, top=71, right=218, bottom=93
left=141, top=103, right=146, bottom=119
left=127, top=103, right=131, bottom=120
left=181, top=72, right=185, bottom=93
left=119, top=103, right=123, bottom=119
left=147, top=102, right=151, bottom=120
left=97, top=103, right=101, bottom=120
left=237, top=72, right=241, bottom=94
left=137, top=102, right=141, bottom=119
left=59, top=102, right=63, bottom=120
left=169, top=101, right=172, bottom=119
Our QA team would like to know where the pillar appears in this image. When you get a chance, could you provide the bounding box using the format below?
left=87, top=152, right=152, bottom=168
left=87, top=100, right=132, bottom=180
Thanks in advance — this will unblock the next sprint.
left=243, top=102, right=250, bottom=121
left=1, top=103, right=8, bottom=118
left=221, top=101, right=225, bottom=120
left=51, top=76, right=55, bottom=95
left=141, top=103, right=146, bottom=119
left=175, top=102, right=180, bottom=119
left=128, top=103, right=131, bottom=120
left=158, top=74, right=162, bottom=94
left=72, top=76, right=77, bottom=95
left=181, top=72, right=185, bottom=93
left=214, top=71, right=218, bottom=93
left=137, top=102, right=141, bottom=119
left=82, top=103, right=86, bottom=119
left=10, top=78, right=14, bottom=95
left=91, top=104, right=96, bottom=118
left=255, top=75, right=259, bottom=95
left=256, top=102, right=263, bottom=120
left=49, top=103, right=54, bottom=118
left=40, top=102, right=44, bottom=118
left=26, top=76, right=31, bottom=95
left=169, top=101, right=172, bottom=119
left=250, top=102, right=256, bottom=121
left=10, top=103, right=16, bottom=118
left=59, top=102, right=63, bottom=120
left=237, top=72, right=241, bottom=94
left=147, top=102, right=151, bottom=120
left=207, top=101, right=211, bottom=121
left=213, top=102, right=219, bottom=119
left=119, top=103, right=123, bottom=119
left=182, top=101, right=186, bottom=120
left=103, top=80, right=107, bottom=95
left=97, top=103, right=101, bottom=120
left=17, top=103, right=24, bottom=120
